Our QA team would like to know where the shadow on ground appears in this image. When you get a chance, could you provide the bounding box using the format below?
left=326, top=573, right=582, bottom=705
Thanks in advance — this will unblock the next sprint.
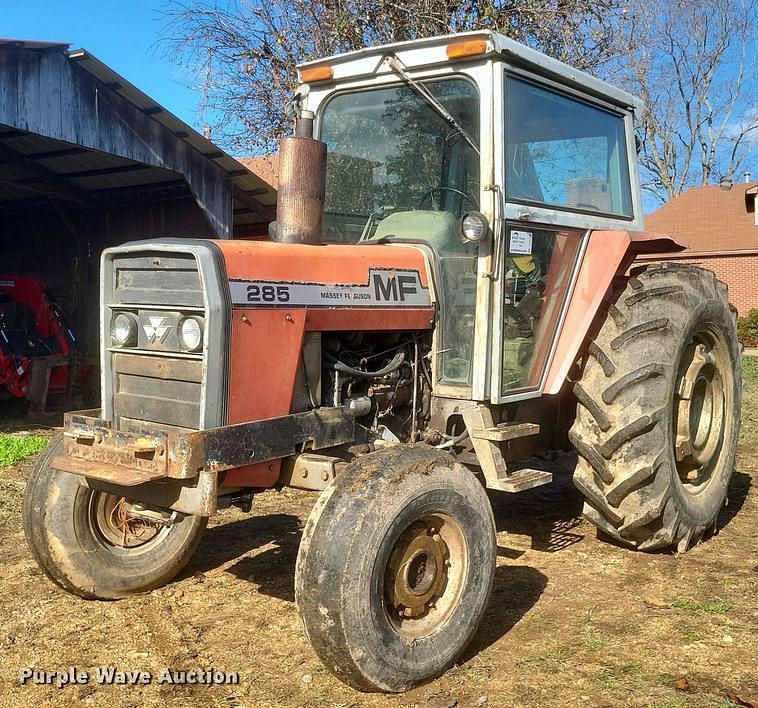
left=462, top=564, right=548, bottom=661
left=489, top=453, right=586, bottom=553
left=0, top=398, right=63, bottom=432
left=718, top=469, right=752, bottom=531
left=176, top=458, right=748, bottom=656
left=186, top=512, right=302, bottom=602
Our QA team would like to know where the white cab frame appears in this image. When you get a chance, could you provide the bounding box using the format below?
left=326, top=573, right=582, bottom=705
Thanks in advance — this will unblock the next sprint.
left=300, top=31, right=645, bottom=404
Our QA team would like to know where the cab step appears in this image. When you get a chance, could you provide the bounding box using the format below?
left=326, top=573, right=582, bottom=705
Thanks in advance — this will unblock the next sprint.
left=470, top=422, right=540, bottom=442
left=486, top=468, right=553, bottom=493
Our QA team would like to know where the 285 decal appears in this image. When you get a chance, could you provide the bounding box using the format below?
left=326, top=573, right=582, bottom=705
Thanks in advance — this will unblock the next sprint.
left=246, top=284, right=291, bottom=303
left=230, top=268, right=431, bottom=308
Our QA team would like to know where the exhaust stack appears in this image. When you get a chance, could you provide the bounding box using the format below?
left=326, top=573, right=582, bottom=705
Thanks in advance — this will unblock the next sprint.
left=270, top=111, right=326, bottom=245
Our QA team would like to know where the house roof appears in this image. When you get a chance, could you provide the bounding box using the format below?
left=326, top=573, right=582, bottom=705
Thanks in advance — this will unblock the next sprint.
left=645, top=182, right=758, bottom=254
left=239, top=156, right=279, bottom=191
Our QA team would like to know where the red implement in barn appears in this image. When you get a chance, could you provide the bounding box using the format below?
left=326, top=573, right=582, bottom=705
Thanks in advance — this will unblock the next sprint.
left=0, top=275, right=81, bottom=407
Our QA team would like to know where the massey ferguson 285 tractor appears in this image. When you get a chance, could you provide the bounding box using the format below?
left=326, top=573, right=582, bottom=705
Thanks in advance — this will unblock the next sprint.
left=25, top=32, right=741, bottom=692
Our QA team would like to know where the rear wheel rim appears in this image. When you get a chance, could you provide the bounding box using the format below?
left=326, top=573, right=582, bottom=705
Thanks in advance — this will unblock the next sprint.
left=673, top=328, right=731, bottom=495
left=383, top=512, right=467, bottom=639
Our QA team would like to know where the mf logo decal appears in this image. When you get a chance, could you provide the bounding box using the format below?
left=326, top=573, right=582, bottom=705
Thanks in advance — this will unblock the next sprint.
left=143, top=316, right=171, bottom=343
left=372, top=272, right=420, bottom=302
left=229, top=268, right=431, bottom=308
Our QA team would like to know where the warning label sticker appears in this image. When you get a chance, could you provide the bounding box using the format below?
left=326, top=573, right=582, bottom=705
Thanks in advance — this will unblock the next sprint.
left=509, top=230, right=533, bottom=255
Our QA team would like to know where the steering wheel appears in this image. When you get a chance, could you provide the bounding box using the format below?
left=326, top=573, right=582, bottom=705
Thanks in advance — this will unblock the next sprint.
left=417, top=186, right=477, bottom=213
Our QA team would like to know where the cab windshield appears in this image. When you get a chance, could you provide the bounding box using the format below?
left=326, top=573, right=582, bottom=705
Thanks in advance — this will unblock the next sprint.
left=320, top=77, right=482, bottom=387
left=320, top=78, right=480, bottom=245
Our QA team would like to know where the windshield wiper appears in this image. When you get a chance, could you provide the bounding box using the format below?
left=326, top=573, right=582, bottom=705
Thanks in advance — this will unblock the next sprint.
left=385, top=54, right=480, bottom=155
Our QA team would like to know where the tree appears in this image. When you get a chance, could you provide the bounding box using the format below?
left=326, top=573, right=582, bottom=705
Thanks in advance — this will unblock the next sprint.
left=162, top=0, right=619, bottom=153
left=609, top=0, right=757, bottom=204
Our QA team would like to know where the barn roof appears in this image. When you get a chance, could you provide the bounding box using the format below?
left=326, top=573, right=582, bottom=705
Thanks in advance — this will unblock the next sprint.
left=0, top=39, right=275, bottom=236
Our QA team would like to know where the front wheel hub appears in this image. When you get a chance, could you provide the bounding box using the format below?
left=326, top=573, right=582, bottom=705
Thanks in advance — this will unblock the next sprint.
left=89, top=492, right=174, bottom=550
left=384, top=513, right=467, bottom=639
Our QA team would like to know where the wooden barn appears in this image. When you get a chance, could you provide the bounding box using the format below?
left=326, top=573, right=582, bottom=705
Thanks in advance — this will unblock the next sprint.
left=0, top=39, right=275, bottom=403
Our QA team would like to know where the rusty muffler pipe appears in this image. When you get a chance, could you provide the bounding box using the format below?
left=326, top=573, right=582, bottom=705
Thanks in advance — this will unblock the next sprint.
left=270, top=110, right=326, bottom=245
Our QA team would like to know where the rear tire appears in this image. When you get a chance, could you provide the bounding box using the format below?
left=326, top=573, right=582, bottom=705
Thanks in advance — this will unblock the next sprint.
left=24, top=434, right=207, bottom=599
left=295, top=445, right=496, bottom=692
left=570, top=263, right=741, bottom=552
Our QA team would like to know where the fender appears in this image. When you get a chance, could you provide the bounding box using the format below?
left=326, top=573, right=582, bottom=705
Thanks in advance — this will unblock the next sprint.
left=544, top=230, right=686, bottom=395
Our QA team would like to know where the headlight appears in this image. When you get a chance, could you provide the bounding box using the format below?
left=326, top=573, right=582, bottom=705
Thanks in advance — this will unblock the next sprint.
left=460, top=211, right=489, bottom=242
left=111, top=312, right=137, bottom=347
left=179, top=316, right=204, bottom=352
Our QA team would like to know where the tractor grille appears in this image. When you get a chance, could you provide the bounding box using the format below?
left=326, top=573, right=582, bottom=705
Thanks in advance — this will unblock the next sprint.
left=111, top=253, right=204, bottom=308
left=112, top=352, right=202, bottom=432
left=104, top=250, right=207, bottom=432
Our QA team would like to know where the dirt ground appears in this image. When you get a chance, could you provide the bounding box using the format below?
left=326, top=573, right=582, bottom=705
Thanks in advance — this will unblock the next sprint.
left=0, top=364, right=756, bottom=708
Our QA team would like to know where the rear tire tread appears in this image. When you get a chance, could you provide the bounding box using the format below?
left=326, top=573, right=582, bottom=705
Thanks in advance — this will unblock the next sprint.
left=570, top=264, right=741, bottom=551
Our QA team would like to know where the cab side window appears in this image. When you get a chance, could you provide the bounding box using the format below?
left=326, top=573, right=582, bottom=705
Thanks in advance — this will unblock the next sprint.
left=505, top=76, right=633, bottom=218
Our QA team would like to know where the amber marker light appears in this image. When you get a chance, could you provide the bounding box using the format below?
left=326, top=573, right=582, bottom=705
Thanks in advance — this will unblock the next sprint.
left=300, top=65, right=334, bottom=83
left=446, top=40, right=488, bottom=60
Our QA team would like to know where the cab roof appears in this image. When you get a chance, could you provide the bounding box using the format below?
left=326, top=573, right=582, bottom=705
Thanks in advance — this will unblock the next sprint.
left=298, top=30, right=643, bottom=114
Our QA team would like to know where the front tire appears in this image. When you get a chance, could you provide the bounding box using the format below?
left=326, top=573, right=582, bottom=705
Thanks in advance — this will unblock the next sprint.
left=295, top=445, right=496, bottom=692
left=24, top=434, right=207, bottom=599
left=570, top=263, right=741, bottom=552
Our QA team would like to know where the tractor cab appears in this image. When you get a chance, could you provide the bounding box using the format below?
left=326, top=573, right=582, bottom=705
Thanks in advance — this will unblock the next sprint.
left=298, top=31, right=643, bottom=396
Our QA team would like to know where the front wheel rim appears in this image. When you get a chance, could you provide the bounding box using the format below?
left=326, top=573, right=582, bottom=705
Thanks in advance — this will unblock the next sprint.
left=89, top=492, right=173, bottom=553
left=383, top=512, right=468, bottom=640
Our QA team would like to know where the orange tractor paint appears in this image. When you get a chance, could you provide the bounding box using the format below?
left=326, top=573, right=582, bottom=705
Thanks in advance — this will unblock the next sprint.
left=24, top=31, right=742, bottom=695
left=219, top=239, right=435, bottom=487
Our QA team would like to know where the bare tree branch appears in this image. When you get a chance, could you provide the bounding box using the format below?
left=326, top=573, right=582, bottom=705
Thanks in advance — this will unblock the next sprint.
left=608, top=0, right=757, bottom=204
left=161, top=0, right=621, bottom=153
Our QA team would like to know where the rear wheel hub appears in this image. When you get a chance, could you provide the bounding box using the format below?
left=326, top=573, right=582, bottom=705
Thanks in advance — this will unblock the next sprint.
left=674, top=334, right=728, bottom=492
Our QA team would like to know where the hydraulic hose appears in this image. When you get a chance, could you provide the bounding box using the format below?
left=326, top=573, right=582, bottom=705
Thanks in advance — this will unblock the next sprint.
left=436, top=429, right=470, bottom=449
left=328, top=350, right=406, bottom=379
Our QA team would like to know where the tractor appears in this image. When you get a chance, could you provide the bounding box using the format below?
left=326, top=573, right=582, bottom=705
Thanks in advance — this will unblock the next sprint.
left=24, top=31, right=741, bottom=692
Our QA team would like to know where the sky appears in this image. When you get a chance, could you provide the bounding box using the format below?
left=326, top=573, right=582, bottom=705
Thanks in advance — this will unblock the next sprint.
left=3, top=0, right=203, bottom=133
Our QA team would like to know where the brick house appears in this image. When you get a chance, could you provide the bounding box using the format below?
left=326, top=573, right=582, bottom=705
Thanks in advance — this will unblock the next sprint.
left=642, top=179, right=758, bottom=315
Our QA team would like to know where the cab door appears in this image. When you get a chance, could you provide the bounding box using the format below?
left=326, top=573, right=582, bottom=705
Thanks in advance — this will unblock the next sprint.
left=490, top=71, right=636, bottom=402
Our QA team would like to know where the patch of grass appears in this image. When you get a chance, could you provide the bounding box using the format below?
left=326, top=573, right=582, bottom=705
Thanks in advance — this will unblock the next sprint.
left=672, top=598, right=731, bottom=614
left=648, top=698, right=688, bottom=708
left=709, top=699, right=742, bottom=708
left=673, top=621, right=703, bottom=643
left=581, top=625, right=606, bottom=651
left=516, top=645, right=571, bottom=674
left=529, top=612, right=558, bottom=631
left=0, top=433, right=48, bottom=468
left=595, top=667, right=620, bottom=690
left=739, top=356, right=758, bottom=449
left=513, top=684, right=544, bottom=703
left=594, top=663, right=644, bottom=690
